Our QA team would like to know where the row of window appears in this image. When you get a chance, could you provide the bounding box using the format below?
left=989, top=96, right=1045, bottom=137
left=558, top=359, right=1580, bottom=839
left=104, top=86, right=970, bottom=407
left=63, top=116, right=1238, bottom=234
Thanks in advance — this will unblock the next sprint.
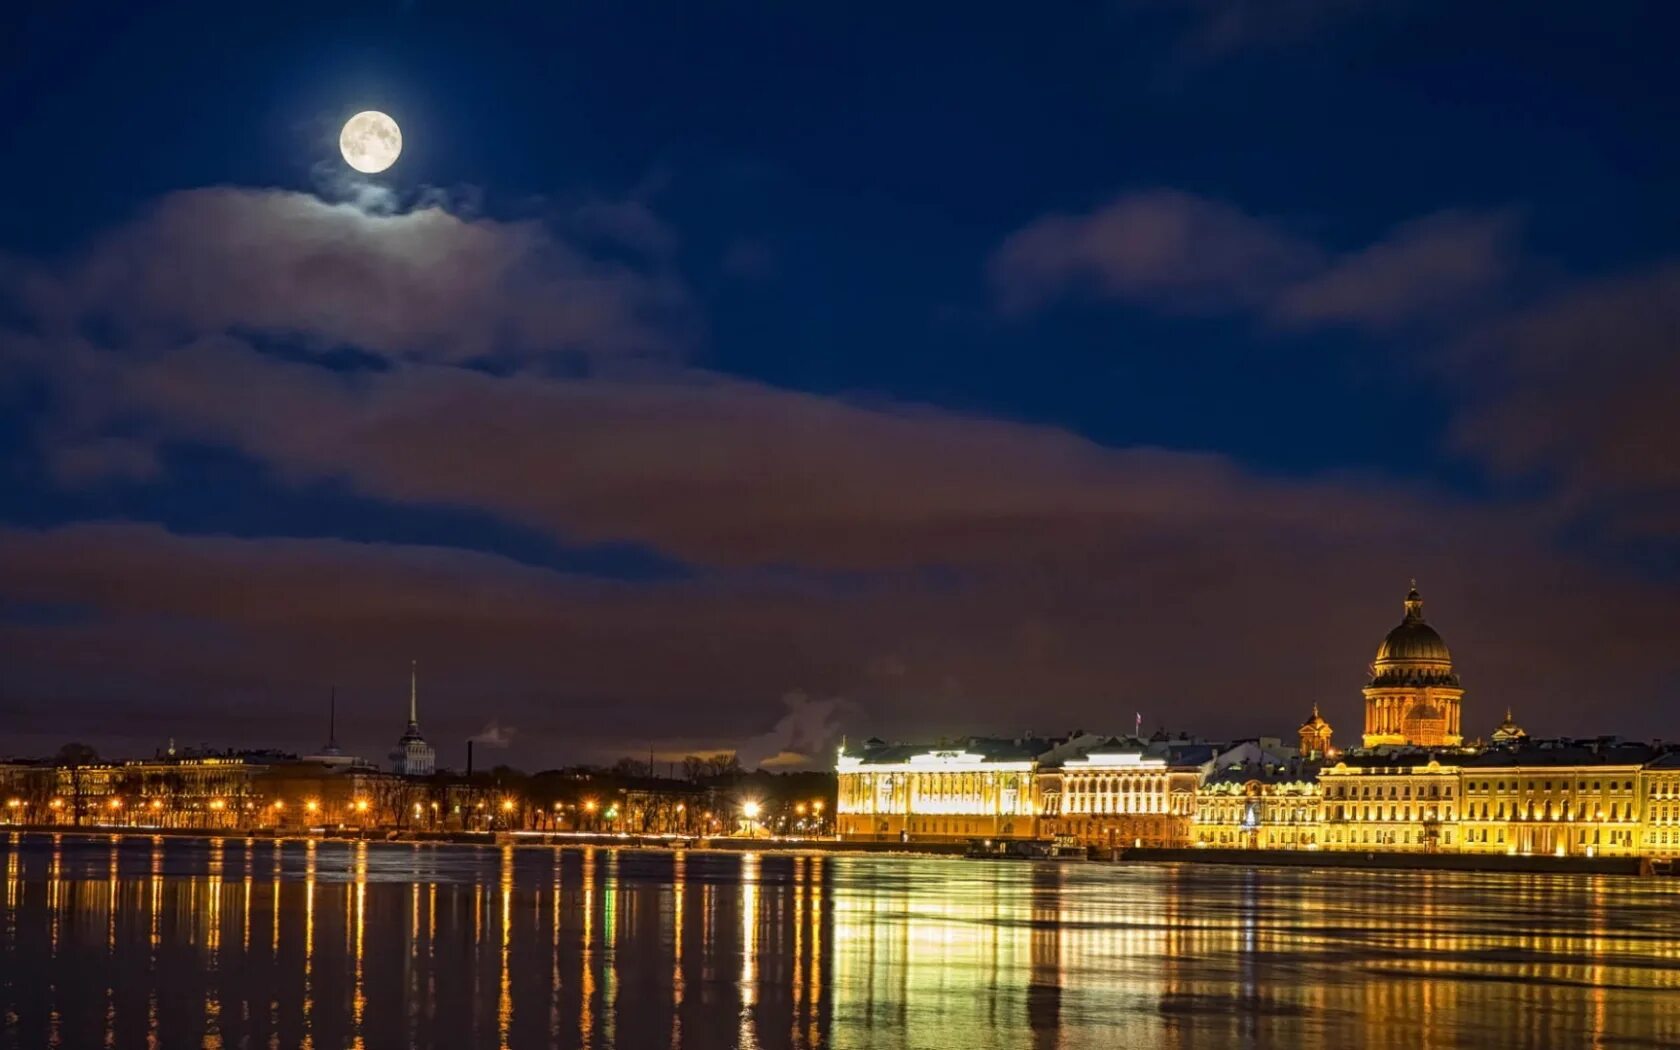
left=1465, top=779, right=1636, bottom=793
left=1326, top=783, right=1453, bottom=800
left=1464, top=801, right=1632, bottom=821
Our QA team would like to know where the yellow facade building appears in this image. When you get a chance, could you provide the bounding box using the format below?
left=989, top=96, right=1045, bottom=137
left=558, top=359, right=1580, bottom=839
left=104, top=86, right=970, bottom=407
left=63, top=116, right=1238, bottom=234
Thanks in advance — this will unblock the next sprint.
left=1457, top=746, right=1651, bottom=857
left=1319, top=754, right=1463, bottom=851
left=835, top=738, right=1041, bottom=841
left=1642, top=754, right=1680, bottom=858
left=1038, top=744, right=1199, bottom=848
left=1194, top=765, right=1322, bottom=849
left=834, top=584, right=1680, bottom=859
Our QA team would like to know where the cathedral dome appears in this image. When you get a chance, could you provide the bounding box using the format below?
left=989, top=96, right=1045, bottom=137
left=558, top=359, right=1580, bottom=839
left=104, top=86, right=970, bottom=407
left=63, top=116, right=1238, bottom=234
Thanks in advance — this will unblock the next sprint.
left=1369, top=584, right=1459, bottom=687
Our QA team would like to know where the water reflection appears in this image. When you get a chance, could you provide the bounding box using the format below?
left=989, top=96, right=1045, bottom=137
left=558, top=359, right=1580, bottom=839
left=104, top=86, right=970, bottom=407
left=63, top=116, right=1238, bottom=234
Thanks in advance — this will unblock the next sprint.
left=1, top=835, right=1679, bottom=1048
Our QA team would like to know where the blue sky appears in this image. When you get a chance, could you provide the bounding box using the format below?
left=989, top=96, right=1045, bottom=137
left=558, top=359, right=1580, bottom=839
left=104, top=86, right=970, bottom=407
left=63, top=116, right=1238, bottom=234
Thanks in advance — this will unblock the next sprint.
left=1, top=1, right=1676, bottom=766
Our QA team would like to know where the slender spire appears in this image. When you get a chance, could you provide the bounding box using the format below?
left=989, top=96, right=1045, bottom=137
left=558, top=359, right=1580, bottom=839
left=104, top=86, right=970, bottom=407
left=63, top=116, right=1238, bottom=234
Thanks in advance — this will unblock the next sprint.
left=409, top=660, right=418, bottom=726
left=328, top=687, right=338, bottom=748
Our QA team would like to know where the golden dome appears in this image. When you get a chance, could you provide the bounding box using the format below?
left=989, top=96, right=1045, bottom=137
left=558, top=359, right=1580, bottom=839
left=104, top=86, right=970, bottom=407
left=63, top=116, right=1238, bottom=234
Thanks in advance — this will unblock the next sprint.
left=1370, top=583, right=1459, bottom=687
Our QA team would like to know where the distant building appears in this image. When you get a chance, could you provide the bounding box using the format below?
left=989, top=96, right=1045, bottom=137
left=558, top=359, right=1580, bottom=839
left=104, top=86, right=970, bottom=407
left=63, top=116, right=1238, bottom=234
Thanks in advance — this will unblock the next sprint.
left=1037, top=737, right=1200, bottom=848
left=1195, top=760, right=1322, bottom=850
left=392, top=661, right=436, bottom=777
left=1319, top=751, right=1463, bottom=851
left=831, top=582, right=1680, bottom=859
left=1362, top=583, right=1464, bottom=748
left=835, top=736, right=1043, bottom=841
left=1298, top=705, right=1333, bottom=759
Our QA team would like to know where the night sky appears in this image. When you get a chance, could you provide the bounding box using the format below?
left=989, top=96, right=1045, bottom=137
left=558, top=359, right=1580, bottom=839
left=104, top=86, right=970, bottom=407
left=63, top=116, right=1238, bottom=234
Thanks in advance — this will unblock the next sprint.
left=2, top=2, right=1677, bottom=769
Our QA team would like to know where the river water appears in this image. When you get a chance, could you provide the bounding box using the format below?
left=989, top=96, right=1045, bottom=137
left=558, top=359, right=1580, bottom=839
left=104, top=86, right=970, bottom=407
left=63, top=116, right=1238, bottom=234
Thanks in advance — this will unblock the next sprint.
left=0, top=833, right=1677, bottom=1049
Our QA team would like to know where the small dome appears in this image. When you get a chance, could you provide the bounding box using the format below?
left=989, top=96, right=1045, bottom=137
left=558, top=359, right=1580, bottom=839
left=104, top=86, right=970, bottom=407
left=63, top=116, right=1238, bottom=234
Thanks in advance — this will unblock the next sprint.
left=1492, top=708, right=1527, bottom=743
left=1370, top=583, right=1460, bottom=687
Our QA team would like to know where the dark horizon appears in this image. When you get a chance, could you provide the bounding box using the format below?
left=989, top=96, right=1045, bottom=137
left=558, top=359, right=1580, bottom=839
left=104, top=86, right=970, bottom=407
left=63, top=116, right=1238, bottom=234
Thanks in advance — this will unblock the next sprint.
left=3, top=3, right=1679, bottom=770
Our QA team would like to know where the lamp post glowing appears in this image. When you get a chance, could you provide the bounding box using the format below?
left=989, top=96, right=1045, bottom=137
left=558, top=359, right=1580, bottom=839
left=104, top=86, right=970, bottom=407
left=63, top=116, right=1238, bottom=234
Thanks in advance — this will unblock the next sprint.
left=742, top=799, right=762, bottom=838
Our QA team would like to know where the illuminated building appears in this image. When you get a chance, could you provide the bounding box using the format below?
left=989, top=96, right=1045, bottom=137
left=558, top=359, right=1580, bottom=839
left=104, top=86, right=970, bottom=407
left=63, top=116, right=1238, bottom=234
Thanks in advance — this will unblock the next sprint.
left=1490, top=708, right=1527, bottom=746
left=1641, top=752, right=1680, bottom=857
left=1298, top=705, right=1333, bottom=759
left=1194, top=762, right=1322, bottom=849
left=1362, top=583, right=1464, bottom=748
left=835, top=737, right=1043, bottom=841
left=392, top=660, right=436, bottom=777
left=1037, top=740, right=1199, bottom=848
left=1457, top=743, right=1653, bottom=856
left=1318, top=753, right=1462, bottom=851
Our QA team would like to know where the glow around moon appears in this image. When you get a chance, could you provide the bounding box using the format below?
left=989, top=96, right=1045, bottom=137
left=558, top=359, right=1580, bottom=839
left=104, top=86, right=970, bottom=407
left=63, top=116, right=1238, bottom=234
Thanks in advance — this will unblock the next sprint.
left=339, top=111, right=402, bottom=174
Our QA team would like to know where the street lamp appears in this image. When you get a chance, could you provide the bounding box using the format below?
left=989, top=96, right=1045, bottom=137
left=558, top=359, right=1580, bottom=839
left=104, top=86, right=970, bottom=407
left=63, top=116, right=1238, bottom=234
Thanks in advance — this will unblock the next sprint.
left=742, top=799, right=762, bottom=838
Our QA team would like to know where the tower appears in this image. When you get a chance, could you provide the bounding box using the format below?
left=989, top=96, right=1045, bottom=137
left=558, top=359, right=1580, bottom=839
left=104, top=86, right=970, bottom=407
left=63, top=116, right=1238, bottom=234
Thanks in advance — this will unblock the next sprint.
left=320, top=687, right=343, bottom=757
left=1361, top=583, right=1463, bottom=749
left=1298, top=704, right=1333, bottom=759
left=1491, top=707, right=1527, bottom=746
left=393, top=660, right=436, bottom=776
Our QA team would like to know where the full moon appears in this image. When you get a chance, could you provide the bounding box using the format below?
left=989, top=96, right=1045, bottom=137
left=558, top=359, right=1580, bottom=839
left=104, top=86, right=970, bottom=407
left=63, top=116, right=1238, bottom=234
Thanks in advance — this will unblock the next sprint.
left=339, top=111, right=402, bottom=174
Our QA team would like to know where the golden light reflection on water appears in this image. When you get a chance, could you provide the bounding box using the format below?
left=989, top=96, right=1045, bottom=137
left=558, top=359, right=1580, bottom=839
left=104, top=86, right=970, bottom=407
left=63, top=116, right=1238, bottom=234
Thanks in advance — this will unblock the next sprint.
left=498, top=845, right=513, bottom=1050
left=3, top=836, right=1680, bottom=1049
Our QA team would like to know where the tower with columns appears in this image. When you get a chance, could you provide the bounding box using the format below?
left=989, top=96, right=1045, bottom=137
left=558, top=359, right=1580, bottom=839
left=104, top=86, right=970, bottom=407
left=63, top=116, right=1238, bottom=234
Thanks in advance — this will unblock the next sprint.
left=1361, top=583, right=1464, bottom=749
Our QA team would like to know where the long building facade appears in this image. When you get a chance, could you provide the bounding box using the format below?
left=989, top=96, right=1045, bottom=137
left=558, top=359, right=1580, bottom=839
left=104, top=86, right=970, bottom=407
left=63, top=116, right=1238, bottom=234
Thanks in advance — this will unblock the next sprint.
left=837, top=584, right=1680, bottom=859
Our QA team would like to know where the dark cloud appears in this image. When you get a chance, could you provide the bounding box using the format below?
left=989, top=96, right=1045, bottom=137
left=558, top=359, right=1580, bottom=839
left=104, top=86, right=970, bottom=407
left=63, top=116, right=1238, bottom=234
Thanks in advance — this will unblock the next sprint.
left=3, top=184, right=1677, bottom=767
left=1452, top=263, right=1680, bottom=534
left=991, top=190, right=1517, bottom=330
left=990, top=189, right=1322, bottom=314
left=1273, top=210, right=1519, bottom=329
left=1, top=516, right=1674, bottom=765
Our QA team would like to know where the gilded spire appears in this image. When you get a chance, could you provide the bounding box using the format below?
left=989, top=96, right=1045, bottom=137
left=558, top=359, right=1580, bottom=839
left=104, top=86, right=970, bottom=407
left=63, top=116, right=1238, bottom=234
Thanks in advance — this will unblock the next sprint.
left=409, top=659, right=418, bottom=726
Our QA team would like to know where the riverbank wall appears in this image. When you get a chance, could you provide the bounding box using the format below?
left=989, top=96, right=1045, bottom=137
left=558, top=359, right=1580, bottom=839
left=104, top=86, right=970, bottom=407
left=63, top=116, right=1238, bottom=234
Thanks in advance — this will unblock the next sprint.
left=1114, top=846, right=1651, bottom=876
left=6, top=826, right=1662, bottom=873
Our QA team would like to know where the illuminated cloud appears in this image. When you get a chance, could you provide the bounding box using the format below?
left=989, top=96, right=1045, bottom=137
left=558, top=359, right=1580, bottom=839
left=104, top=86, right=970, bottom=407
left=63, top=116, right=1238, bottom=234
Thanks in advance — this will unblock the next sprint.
left=2, top=184, right=1677, bottom=764
left=992, top=190, right=1516, bottom=329
left=29, top=187, right=687, bottom=366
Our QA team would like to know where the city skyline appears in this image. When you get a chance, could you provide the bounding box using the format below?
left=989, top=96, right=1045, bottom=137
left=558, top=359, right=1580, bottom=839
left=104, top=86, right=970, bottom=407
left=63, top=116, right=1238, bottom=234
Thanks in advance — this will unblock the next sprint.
left=1, top=579, right=1657, bottom=772
left=4, top=3, right=1678, bottom=771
